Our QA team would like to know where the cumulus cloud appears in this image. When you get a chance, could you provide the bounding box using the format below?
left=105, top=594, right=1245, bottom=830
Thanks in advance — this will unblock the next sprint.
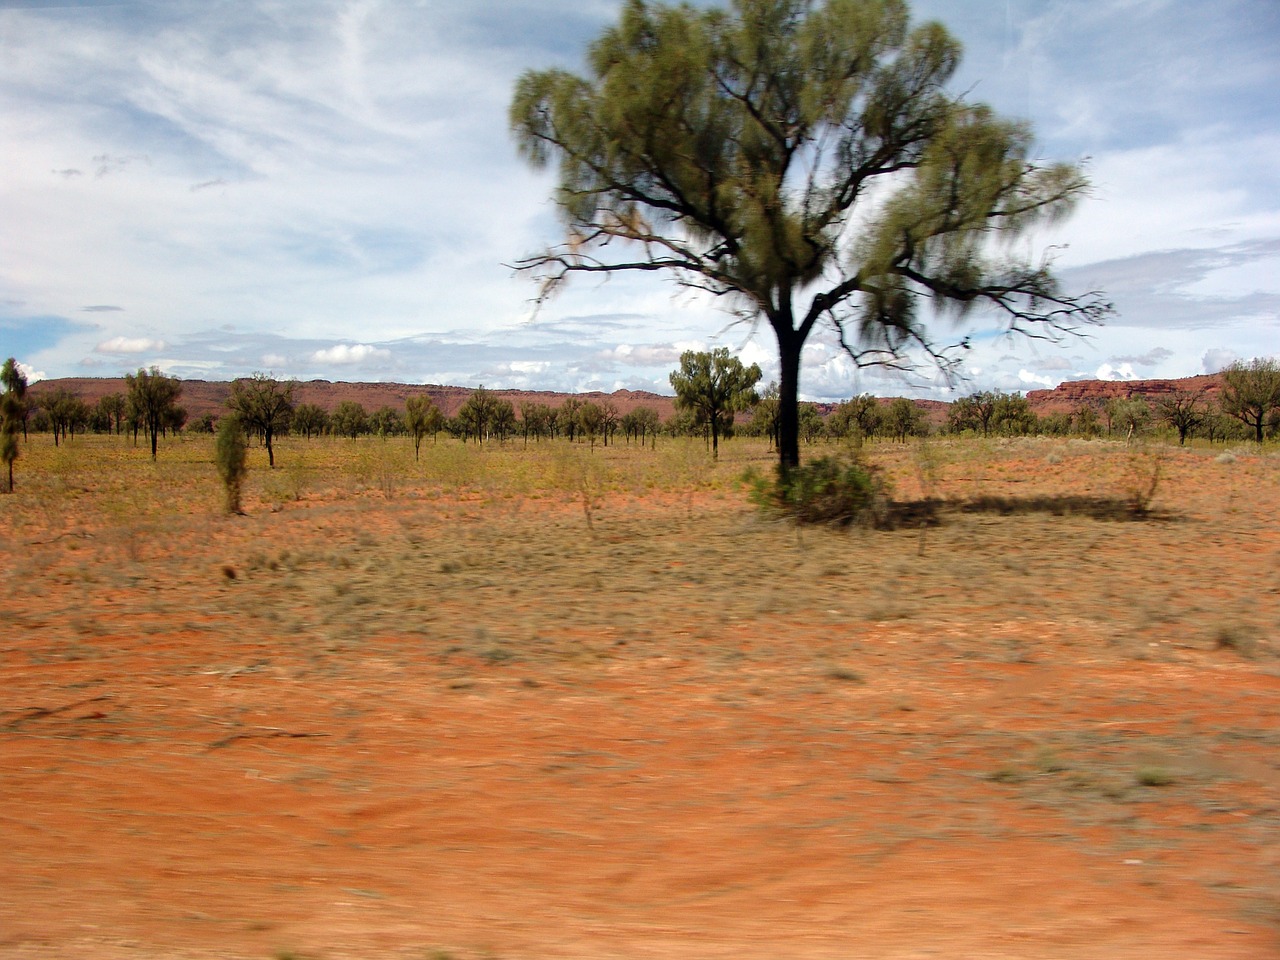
left=1096, top=362, right=1138, bottom=381
left=1201, top=348, right=1239, bottom=374
left=96, top=336, right=166, bottom=354
left=15, top=361, right=46, bottom=383
left=1018, top=369, right=1056, bottom=388
left=309, top=343, right=392, bottom=365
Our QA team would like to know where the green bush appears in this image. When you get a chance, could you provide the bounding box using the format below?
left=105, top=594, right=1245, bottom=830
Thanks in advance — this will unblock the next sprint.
left=215, top=415, right=248, bottom=514
left=747, top=455, right=890, bottom=527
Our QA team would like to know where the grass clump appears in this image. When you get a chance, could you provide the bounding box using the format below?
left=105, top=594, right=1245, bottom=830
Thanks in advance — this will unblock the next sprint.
left=747, top=454, right=889, bottom=527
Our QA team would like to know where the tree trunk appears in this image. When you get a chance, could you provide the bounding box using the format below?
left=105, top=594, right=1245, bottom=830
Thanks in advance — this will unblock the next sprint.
left=775, top=329, right=802, bottom=473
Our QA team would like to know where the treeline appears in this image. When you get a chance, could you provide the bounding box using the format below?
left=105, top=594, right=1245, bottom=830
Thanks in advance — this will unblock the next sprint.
left=11, top=359, right=1280, bottom=460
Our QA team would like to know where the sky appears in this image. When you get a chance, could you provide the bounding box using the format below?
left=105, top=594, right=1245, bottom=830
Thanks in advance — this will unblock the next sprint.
left=1, top=0, right=1278, bottom=400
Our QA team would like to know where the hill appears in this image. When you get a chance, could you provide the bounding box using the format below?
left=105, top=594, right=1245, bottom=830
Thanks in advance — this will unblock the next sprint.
left=26, top=372, right=1225, bottom=422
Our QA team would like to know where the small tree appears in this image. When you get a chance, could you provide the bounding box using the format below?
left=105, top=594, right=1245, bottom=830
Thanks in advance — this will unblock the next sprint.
left=214, top=414, right=248, bottom=515
left=491, top=398, right=518, bottom=442
left=405, top=395, right=443, bottom=460
left=227, top=373, right=296, bottom=468
left=331, top=400, right=368, bottom=440
left=292, top=402, right=328, bottom=439
left=949, top=391, right=999, bottom=437
left=1221, top=357, right=1280, bottom=443
left=1157, top=389, right=1205, bottom=445
left=1111, top=397, right=1151, bottom=444
left=1074, top=404, right=1101, bottom=437
left=1, top=357, right=28, bottom=492
left=557, top=397, right=584, bottom=441
left=798, top=402, right=825, bottom=443
left=42, top=388, right=84, bottom=446
left=369, top=405, right=405, bottom=437
left=886, top=397, right=925, bottom=442
left=669, top=348, right=762, bottom=458
left=125, top=366, right=183, bottom=461
left=578, top=401, right=605, bottom=449
left=828, top=394, right=880, bottom=443
left=457, top=386, right=500, bottom=444
left=97, top=393, right=126, bottom=435
left=992, top=392, right=1037, bottom=436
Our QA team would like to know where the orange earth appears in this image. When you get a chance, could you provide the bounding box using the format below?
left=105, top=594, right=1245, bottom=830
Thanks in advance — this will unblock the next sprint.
left=1, top=436, right=1278, bottom=959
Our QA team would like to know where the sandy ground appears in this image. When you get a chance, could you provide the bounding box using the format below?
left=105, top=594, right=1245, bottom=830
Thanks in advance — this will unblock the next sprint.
left=1, top=436, right=1278, bottom=959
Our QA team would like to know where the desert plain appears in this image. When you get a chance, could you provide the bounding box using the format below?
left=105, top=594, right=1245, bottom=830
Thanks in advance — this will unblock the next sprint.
left=1, top=433, right=1278, bottom=959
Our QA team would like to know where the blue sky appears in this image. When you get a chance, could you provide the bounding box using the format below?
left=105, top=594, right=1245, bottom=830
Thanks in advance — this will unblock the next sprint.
left=1, top=0, right=1277, bottom=399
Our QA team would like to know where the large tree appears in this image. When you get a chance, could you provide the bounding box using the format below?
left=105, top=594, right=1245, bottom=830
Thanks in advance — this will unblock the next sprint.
left=511, top=0, right=1109, bottom=470
left=669, top=347, right=763, bottom=457
left=1221, top=358, right=1280, bottom=443
left=125, top=367, right=183, bottom=461
left=227, top=374, right=296, bottom=468
left=1, top=358, right=27, bottom=492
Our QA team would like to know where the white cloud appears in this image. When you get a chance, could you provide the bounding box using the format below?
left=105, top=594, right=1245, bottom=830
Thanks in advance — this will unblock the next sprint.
left=16, top=361, right=46, bottom=384
left=600, top=343, right=682, bottom=366
left=1, top=0, right=1276, bottom=399
left=1201, top=348, right=1238, bottom=374
left=310, top=343, right=392, bottom=365
left=1018, top=369, right=1055, bottom=388
left=95, top=336, right=166, bottom=354
left=1096, top=362, right=1138, bottom=381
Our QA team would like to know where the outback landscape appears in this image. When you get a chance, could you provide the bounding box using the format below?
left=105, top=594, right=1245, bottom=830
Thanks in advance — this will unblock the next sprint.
left=1, top=411, right=1278, bottom=959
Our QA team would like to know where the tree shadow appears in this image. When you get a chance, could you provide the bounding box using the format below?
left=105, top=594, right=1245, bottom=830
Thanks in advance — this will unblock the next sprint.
left=888, top=495, right=1181, bottom=526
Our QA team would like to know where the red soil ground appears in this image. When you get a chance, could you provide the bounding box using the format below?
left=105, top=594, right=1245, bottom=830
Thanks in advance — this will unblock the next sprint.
left=2, top=438, right=1277, bottom=959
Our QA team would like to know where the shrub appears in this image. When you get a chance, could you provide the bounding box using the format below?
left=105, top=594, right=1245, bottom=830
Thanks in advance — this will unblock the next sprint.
left=747, top=454, right=889, bottom=527
left=215, top=414, right=248, bottom=514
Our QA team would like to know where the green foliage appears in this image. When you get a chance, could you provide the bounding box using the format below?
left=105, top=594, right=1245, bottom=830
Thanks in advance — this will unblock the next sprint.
left=885, top=397, right=926, bottom=442
left=405, top=395, right=443, bottom=458
left=331, top=400, right=368, bottom=440
left=456, top=386, right=514, bottom=443
left=1107, top=396, right=1151, bottom=443
left=1, top=357, right=27, bottom=492
left=226, top=373, right=296, bottom=468
left=40, top=387, right=90, bottom=446
left=1221, top=357, right=1280, bottom=443
left=214, top=414, right=248, bottom=514
left=511, top=0, right=1108, bottom=469
left=369, top=405, right=405, bottom=437
left=291, top=402, right=329, bottom=439
left=827, top=394, right=881, bottom=442
left=748, top=454, right=889, bottom=527
left=125, top=366, right=183, bottom=461
left=669, top=347, right=762, bottom=458
left=797, top=402, right=825, bottom=443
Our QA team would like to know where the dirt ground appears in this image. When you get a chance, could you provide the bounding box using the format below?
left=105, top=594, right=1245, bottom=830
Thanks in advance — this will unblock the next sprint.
left=1, top=436, right=1278, bottom=959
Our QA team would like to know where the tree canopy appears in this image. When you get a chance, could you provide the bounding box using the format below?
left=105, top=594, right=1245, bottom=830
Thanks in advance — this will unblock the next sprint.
left=511, top=0, right=1109, bottom=470
left=125, top=367, right=183, bottom=461
left=1221, top=358, right=1280, bottom=443
left=1, top=357, right=27, bottom=492
left=670, top=347, right=763, bottom=457
left=227, top=374, right=296, bottom=468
